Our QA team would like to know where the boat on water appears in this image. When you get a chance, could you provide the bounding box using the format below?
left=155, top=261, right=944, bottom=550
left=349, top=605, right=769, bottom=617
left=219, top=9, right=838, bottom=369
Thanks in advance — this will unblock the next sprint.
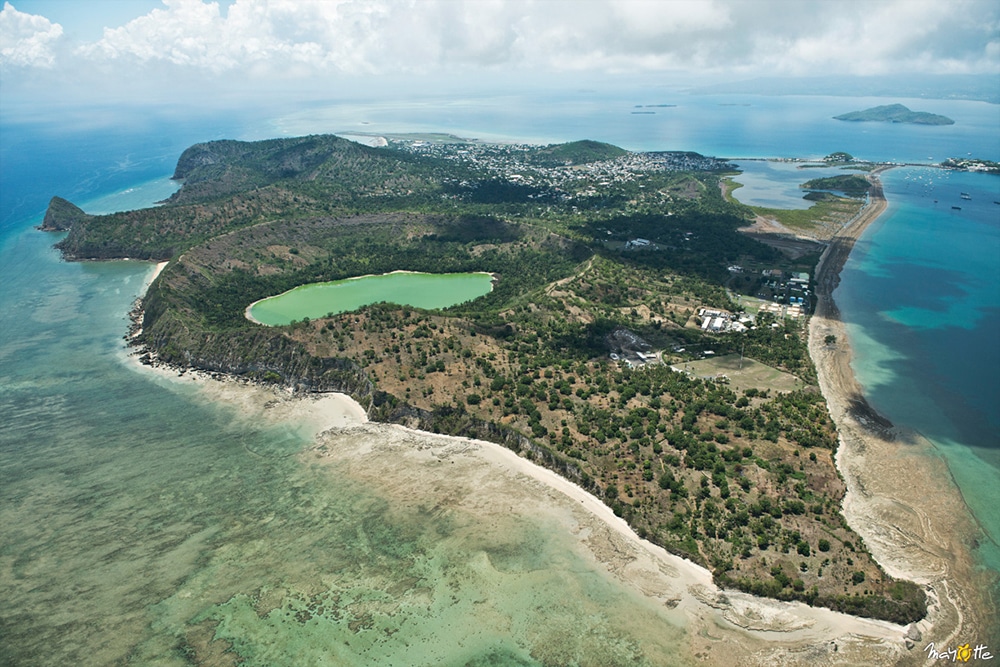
left=952, top=206, right=962, bottom=210
left=960, top=192, right=972, bottom=200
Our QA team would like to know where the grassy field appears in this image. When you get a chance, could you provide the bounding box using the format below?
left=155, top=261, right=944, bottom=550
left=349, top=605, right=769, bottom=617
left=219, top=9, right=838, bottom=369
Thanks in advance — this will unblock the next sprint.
left=752, top=194, right=863, bottom=232
left=674, top=353, right=807, bottom=393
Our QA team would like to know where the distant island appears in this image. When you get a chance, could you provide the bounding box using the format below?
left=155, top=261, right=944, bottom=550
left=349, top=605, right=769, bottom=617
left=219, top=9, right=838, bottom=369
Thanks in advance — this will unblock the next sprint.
left=834, top=103, right=954, bottom=125
left=800, top=174, right=871, bottom=198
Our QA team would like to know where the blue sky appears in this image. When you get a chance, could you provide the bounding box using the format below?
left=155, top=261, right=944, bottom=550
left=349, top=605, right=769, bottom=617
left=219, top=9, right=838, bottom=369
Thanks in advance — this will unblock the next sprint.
left=2, top=0, right=998, bottom=112
left=11, top=1, right=188, bottom=40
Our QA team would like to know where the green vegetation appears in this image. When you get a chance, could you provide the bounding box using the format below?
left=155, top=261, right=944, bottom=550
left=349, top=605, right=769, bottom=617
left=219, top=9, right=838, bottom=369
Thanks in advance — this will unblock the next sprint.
left=524, top=140, right=629, bottom=166
left=800, top=175, right=870, bottom=198
left=45, top=134, right=924, bottom=624
left=39, top=196, right=91, bottom=232
left=751, top=195, right=864, bottom=231
left=834, top=103, right=954, bottom=125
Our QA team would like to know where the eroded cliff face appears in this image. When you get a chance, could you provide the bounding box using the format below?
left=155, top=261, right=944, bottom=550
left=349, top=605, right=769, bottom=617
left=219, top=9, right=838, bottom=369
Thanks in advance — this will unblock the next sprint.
left=39, top=196, right=91, bottom=232
left=136, top=295, right=375, bottom=400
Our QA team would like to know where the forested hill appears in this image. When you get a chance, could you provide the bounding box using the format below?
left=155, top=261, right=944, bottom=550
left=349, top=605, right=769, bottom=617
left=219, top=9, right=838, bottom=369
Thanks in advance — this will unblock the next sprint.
left=40, top=134, right=926, bottom=624
left=523, top=140, right=629, bottom=166
left=166, top=134, right=448, bottom=205
left=833, top=103, right=954, bottom=125
left=50, top=134, right=454, bottom=259
left=38, top=196, right=91, bottom=232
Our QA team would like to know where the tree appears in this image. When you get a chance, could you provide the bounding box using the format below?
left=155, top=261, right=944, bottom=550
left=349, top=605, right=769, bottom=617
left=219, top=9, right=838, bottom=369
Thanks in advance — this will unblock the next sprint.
left=824, top=334, right=837, bottom=345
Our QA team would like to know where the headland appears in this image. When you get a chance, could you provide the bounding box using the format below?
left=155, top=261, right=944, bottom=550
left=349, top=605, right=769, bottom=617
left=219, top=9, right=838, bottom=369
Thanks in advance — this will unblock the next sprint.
left=48, top=133, right=990, bottom=663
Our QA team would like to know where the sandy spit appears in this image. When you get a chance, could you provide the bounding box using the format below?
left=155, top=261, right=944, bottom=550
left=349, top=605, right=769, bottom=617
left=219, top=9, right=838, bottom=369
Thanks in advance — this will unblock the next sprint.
left=807, top=169, right=994, bottom=660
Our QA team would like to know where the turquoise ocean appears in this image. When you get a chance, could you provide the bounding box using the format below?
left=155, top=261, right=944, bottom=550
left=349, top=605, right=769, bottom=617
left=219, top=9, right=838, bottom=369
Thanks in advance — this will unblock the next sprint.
left=1, top=91, right=998, bottom=663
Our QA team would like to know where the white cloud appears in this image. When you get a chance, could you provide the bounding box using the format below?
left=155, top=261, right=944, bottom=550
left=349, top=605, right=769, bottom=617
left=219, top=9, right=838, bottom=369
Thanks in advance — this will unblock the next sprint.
left=0, top=1, right=63, bottom=68
left=4, top=0, right=1000, bottom=80
left=81, top=0, right=231, bottom=70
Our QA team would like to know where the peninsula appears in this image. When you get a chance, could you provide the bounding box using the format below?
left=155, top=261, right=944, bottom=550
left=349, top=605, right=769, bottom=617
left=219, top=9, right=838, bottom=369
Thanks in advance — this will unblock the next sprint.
left=833, top=103, right=954, bottom=125
left=43, top=134, right=926, bottom=625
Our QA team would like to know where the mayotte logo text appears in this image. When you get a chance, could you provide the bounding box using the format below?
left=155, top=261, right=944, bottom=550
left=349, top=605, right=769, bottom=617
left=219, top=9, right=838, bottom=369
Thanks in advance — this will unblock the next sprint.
left=924, top=642, right=995, bottom=662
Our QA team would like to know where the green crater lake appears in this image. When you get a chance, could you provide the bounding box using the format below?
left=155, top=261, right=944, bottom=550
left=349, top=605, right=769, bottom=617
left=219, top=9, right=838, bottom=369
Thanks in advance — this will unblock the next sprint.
left=248, top=271, right=494, bottom=326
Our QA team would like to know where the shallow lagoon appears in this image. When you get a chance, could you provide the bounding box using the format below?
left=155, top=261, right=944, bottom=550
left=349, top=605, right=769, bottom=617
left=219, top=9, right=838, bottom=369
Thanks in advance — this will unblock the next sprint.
left=728, top=160, right=847, bottom=209
left=248, top=271, right=494, bottom=326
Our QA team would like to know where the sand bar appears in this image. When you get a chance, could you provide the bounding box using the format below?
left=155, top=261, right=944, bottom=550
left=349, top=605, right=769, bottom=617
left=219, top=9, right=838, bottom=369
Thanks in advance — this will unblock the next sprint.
left=807, top=170, right=995, bottom=656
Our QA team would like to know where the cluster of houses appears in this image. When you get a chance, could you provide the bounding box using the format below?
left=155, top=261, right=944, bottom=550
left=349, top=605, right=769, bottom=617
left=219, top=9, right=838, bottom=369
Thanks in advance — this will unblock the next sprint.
left=728, top=265, right=813, bottom=314
left=393, top=141, right=732, bottom=204
left=643, top=151, right=732, bottom=172
left=609, top=350, right=659, bottom=367
left=757, top=301, right=805, bottom=320
left=698, top=308, right=754, bottom=333
left=757, top=269, right=811, bottom=307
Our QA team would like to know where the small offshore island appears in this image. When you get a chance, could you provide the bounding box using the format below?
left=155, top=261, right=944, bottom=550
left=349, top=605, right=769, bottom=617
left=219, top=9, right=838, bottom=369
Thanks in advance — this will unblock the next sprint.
left=834, top=103, right=955, bottom=125
left=43, top=135, right=945, bottom=647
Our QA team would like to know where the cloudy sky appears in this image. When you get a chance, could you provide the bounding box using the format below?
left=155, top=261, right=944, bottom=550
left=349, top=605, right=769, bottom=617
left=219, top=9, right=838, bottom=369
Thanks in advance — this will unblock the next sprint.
left=2, top=0, right=998, bottom=108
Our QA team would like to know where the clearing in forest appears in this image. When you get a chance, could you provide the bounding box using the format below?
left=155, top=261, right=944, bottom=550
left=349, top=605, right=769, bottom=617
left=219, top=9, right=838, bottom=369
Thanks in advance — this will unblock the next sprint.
left=674, top=353, right=806, bottom=394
